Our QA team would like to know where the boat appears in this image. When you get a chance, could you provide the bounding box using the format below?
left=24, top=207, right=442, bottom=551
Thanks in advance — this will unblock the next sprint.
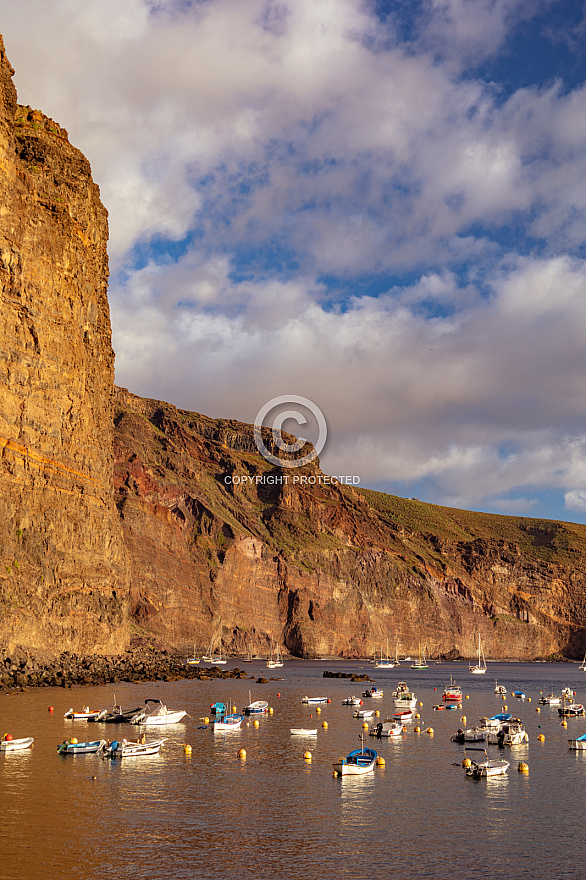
left=562, top=687, right=576, bottom=698
left=369, top=718, right=403, bottom=738
left=186, top=643, right=200, bottom=665
left=210, top=701, right=226, bottom=716
left=57, top=738, right=107, bottom=755
left=464, top=747, right=509, bottom=778
left=375, top=639, right=395, bottom=668
left=442, top=678, right=462, bottom=701
left=64, top=707, right=106, bottom=721
left=512, top=690, right=526, bottom=701
left=202, top=636, right=227, bottom=665
left=213, top=707, right=245, bottom=731
left=266, top=643, right=284, bottom=669
left=243, top=691, right=269, bottom=714
left=353, top=708, right=375, bottom=719
left=131, top=699, right=187, bottom=725
left=568, top=732, right=586, bottom=749
left=333, top=739, right=377, bottom=776
left=290, top=728, right=318, bottom=736
left=580, top=654, right=586, bottom=671
left=539, top=693, right=561, bottom=706
left=301, top=696, right=328, bottom=704
left=479, top=713, right=514, bottom=744
left=494, top=680, right=507, bottom=695
left=558, top=702, right=586, bottom=717
left=393, top=710, right=413, bottom=723
left=102, top=737, right=166, bottom=758
left=93, top=701, right=145, bottom=724
left=0, top=736, right=34, bottom=752
left=451, top=726, right=487, bottom=743
left=498, top=721, right=529, bottom=745
left=342, top=696, right=362, bottom=706
left=469, top=634, right=487, bottom=674
left=410, top=644, right=428, bottom=670
left=362, top=686, right=383, bottom=699
left=393, top=682, right=416, bottom=709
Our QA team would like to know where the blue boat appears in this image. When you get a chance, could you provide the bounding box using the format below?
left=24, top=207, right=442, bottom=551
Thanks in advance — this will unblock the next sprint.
left=333, top=745, right=377, bottom=776
left=512, top=691, right=526, bottom=701
left=57, top=738, right=107, bottom=754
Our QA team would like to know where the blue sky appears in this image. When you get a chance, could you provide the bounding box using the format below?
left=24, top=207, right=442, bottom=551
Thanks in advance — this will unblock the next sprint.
left=3, top=0, right=586, bottom=522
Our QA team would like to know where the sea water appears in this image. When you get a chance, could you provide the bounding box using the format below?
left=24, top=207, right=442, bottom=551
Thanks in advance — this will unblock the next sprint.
left=1, top=661, right=585, bottom=880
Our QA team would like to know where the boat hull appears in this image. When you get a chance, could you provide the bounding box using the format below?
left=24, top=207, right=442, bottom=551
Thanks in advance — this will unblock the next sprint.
left=291, top=729, right=318, bottom=736
left=333, top=747, right=377, bottom=776
left=58, top=740, right=107, bottom=754
left=0, top=737, right=34, bottom=751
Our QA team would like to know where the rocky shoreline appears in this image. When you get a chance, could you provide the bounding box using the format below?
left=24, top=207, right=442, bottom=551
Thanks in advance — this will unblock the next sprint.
left=0, top=649, right=256, bottom=690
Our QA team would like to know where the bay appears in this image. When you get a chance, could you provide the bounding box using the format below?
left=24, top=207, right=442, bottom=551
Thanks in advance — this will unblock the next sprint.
left=1, top=661, right=585, bottom=880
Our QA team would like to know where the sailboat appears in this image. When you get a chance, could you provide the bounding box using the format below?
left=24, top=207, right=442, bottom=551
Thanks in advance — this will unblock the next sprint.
left=410, top=644, right=428, bottom=670
left=186, top=642, right=200, bottom=666
left=469, top=634, right=487, bottom=674
left=579, top=653, right=586, bottom=671
left=266, top=643, right=284, bottom=669
left=202, top=637, right=227, bottom=665
left=375, top=639, right=395, bottom=668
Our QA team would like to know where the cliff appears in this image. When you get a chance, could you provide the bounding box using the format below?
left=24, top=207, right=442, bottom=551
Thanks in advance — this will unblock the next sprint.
left=0, top=37, right=128, bottom=655
left=114, top=388, right=586, bottom=660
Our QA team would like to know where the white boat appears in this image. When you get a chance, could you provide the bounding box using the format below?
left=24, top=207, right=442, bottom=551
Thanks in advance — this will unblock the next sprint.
left=342, top=695, right=362, bottom=706
left=375, top=639, right=395, bottom=668
left=562, top=687, right=575, bottom=699
left=498, top=721, right=529, bottom=745
left=465, top=747, right=509, bottom=778
left=290, top=728, right=318, bottom=736
left=451, top=726, right=488, bottom=743
left=333, top=740, right=377, bottom=776
left=301, top=696, right=328, bottom=704
left=393, top=710, right=413, bottom=723
left=213, top=711, right=244, bottom=731
left=353, top=708, right=375, bottom=719
left=186, top=643, right=200, bottom=665
left=244, top=691, right=269, bottom=714
left=539, top=693, right=561, bottom=705
left=202, top=636, right=227, bottom=665
left=57, top=738, right=107, bottom=754
left=469, top=634, right=487, bottom=674
left=132, top=699, right=187, bottom=725
left=580, top=654, right=586, bottom=671
left=369, top=718, right=403, bottom=738
left=103, top=737, right=166, bottom=758
left=64, top=707, right=106, bottom=721
left=0, top=736, right=34, bottom=752
left=266, top=643, right=284, bottom=669
left=494, top=680, right=507, bottom=695
left=568, top=732, right=586, bottom=749
left=393, top=682, right=417, bottom=709
left=410, top=644, right=428, bottom=669
left=558, top=702, right=585, bottom=717
left=362, top=687, right=383, bottom=699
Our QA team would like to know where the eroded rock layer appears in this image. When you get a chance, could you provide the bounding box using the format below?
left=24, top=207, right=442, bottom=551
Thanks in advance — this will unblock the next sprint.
left=0, top=37, right=128, bottom=654
left=114, top=389, right=586, bottom=661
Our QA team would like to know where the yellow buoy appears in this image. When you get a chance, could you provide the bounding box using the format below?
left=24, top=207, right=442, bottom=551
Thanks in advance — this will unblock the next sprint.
left=465, top=695, right=470, bottom=700
left=303, top=750, right=312, bottom=761
left=322, top=720, right=328, bottom=729
left=462, top=757, right=471, bottom=768
left=415, top=713, right=420, bottom=719
left=375, top=710, right=380, bottom=717
left=518, top=762, right=529, bottom=773
left=419, top=702, right=423, bottom=707
left=70, top=738, right=78, bottom=745
left=204, top=716, right=210, bottom=725
left=269, top=707, right=274, bottom=715
left=184, top=744, right=192, bottom=755
left=528, top=697, right=531, bottom=702
left=503, top=704, right=507, bottom=711
left=426, top=727, right=434, bottom=735
left=376, top=755, right=385, bottom=766
left=238, top=748, right=247, bottom=759
left=316, top=707, right=321, bottom=714
left=362, top=721, right=369, bottom=729
left=414, top=726, right=421, bottom=733
left=460, top=716, right=467, bottom=724
left=561, top=720, right=568, bottom=728
left=536, top=707, right=540, bottom=713
left=537, top=734, right=545, bottom=741
left=232, top=705, right=237, bottom=713
left=253, top=719, right=260, bottom=729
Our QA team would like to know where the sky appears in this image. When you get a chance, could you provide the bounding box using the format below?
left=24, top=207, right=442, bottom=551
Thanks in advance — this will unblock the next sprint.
left=2, top=0, right=586, bottom=523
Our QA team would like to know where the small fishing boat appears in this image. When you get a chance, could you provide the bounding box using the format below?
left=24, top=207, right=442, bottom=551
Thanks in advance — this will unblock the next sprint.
left=568, top=732, right=586, bottom=750
left=0, top=736, right=34, bottom=752
left=342, top=696, right=362, bottom=706
left=464, top=747, right=509, bottom=778
left=469, top=634, right=487, bottom=674
left=353, top=708, right=375, bottom=719
left=57, top=738, right=107, bottom=755
left=243, top=691, right=269, bottom=715
left=89, top=699, right=144, bottom=724
left=266, top=643, right=284, bottom=669
left=480, top=713, right=514, bottom=744
left=102, top=737, right=166, bottom=758
left=442, top=678, right=462, bottom=701
left=451, top=726, right=488, bottom=744
left=393, top=710, right=413, bottom=723
left=580, top=654, right=586, bottom=672
left=64, top=707, right=105, bottom=721
left=301, top=696, right=328, bottom=704
left=410, top=644, right=428, bottom=670
left=498, top=721, right=529, bottom=745
left=494, top=680, right=507, bottom=695
left=393, top=682, right=416, bottom=710
left=539, top=693, right=561, bottom=706
left=290, top=728, right=318, bottom=736
left=333, top=740, right=377, bottom=776
left=213, top=710, right=245, bottom=731
left=562, top=687, right=576, bottom=698
left=362, top=686, right=383, bottom=699
left=512, top=691, right=526, bottom=701
left=369, top=718, right=403, bottom=738
left=558, top=702, right=586, bottom=717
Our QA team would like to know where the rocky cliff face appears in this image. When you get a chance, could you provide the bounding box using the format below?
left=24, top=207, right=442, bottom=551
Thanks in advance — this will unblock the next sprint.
left=0, top=37, right=128, bottom=655
left=114, top=388, right=586, bottom=661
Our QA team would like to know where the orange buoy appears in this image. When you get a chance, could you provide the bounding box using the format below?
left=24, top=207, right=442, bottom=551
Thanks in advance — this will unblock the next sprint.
left=48, top=706, right=54, bottom=713
left=4, top=734, right=13, bottom=741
